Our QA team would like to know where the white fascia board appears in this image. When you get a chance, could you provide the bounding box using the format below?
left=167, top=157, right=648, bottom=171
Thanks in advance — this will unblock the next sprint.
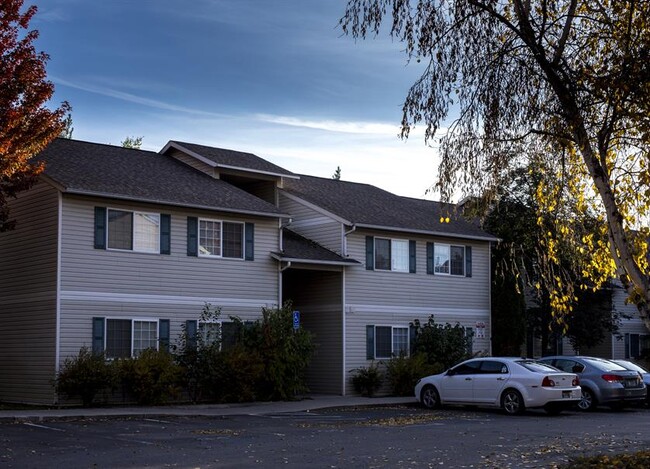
left=63, top=189, right=290, bottom=219
left=217, top=163, right=300, bottom=179
left=279, top=191, right=352, bottom=226
left=270, top=253, right=360, bottom=266
left=160, top=141, right=217, bottom=168
left=354, top=223, right=500, bottom=242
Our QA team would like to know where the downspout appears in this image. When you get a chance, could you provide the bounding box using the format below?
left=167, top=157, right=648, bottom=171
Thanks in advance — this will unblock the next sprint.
left=341, top=224, right=356, bottom=395
left=278, top=218, right=293, bottom=306
left=54, top=191, right=62, bottom=405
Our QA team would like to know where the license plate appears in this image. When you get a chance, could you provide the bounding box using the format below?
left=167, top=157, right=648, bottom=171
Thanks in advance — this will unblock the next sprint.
left=562, top=391, right=571, bottom=398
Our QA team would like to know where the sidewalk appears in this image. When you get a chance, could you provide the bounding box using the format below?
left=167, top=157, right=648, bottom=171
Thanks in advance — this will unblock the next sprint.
left=0, top=395, right=416, bottom=422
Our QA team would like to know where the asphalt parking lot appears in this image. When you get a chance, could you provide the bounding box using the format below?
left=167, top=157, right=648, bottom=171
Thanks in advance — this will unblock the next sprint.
left=1, top=404, right=648, bottom=468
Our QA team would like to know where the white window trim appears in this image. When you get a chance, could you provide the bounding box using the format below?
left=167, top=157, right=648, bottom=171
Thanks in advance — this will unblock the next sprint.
left=434, top=243, right=465, bottom=276
left=374, top=324, right=410, bottom=359
left=104, top=317, right=159, bottom=358
left=374, top=237, right=410, bottom=273
left=106, top=208, right=161, bottom=254
left=198, top=319, right=222, bottom=347
left=198, top=218, right=245, bottom=260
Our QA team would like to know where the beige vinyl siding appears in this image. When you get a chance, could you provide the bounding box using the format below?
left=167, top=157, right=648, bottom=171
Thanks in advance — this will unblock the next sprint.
left=167, top=149, right=215, bottom=177
left=283, top=269, right=343, bottom=394
left=610, top=281, right=649, bottom=359
left=59, top=195, right=279, bottom=300
left=279, top=192, right=343, bottom=254
left=343, top=230, right=491, bottom=395
left=0, top=182, right=59, bottom=404
left=58, top=300, right=262, bottom=361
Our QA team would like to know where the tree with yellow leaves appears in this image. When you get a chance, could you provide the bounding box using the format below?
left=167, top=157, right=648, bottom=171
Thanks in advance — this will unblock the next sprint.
left=341, top=1, right=650, bottom=332
left=0, top=0, right=69, bottom=231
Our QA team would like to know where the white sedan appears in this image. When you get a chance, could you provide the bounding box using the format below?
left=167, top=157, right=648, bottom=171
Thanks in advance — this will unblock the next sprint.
left=415, top=357, right=582, bottom=415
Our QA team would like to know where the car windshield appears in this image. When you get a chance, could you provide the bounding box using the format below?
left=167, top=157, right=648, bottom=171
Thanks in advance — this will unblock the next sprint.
left=582, top=357, right=628, bottom=371
left=516, top=360, right=560, bottom=373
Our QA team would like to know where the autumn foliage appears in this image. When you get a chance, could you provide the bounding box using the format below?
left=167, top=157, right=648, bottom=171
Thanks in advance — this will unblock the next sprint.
left=0, top=0, right=69, bottom=231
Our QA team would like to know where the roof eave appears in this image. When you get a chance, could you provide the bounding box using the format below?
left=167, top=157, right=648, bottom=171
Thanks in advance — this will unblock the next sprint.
left=62, top=189, right=290, bottom=219
left=216, top=163, right=300, bottom=179
left=270, top=252, right=360, bottom=266
left=353, top=223, right=499, bottom=242
left=160, top=141, right=218, bottom=168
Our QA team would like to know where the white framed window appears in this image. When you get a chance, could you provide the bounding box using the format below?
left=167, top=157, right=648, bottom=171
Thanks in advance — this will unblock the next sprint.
left=199, top=321, right=221, bottom=346
left=107, top=209, right=160, bottom=253
left=625, top=333, right=650, bottom=359
left=105, top=318, right=158, bottom=358
left=199, top=218, right=244, bottom=259
left=374, top=237, right=409, bottom=272
left=434, top=244, right=465, bottom=276
left=375, top=325, right=409, bottom=358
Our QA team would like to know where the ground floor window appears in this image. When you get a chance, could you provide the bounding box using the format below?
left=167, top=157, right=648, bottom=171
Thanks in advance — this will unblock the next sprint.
left=625, top=333, right=650, bottom=359
left=104, top=319, right=158, bottom=358
left=369, top=325, right=409, bottom=359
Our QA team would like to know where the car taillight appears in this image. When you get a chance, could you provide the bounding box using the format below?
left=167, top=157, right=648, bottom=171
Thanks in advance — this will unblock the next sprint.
left=601, top=374, right=624, bottom=383
left=542, top=376, right=556, bottom=387
left=572, top=377, right=580, bottom=386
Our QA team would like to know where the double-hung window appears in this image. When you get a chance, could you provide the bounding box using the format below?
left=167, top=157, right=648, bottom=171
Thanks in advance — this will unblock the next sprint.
left=372, top=237, right=412, bottom=272
left=625, top=333, right=650, bottom=359
left=372, top=325, right=409, bottom=359
left=199, top=219, right=244, bottom=259
left=107, top=209, right=160, bottom=253
left=434, top=244, right=465, bottom=276
left=104, top=319, right=158, bottom=359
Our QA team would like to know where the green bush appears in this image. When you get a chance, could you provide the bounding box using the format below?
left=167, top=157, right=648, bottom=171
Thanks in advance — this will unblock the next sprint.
left=209, top=345, right=265, bottom=403
left=55, top=347, right=115, bottom=407
left=386, top=352, right=441, bottom=396
left=117, top=349, right=183, bottom=405
left=350, top=361, right=383, bottom=397
left=236, top=302, right=314, bottom=400
left=411, top=315, right=472, bottom=369
left=563, top=451, right=650, bottom=468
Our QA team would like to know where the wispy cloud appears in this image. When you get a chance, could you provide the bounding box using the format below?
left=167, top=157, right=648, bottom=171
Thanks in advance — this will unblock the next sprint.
left=52, top=76, right=230, bottom=118
left=256, top=114, right=401, bottom=136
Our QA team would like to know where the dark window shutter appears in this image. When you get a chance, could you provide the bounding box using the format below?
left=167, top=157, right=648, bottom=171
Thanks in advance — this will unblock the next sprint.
left=245, top=222, right=255, bottom=261
left=186, top=320, right=198, bottom=349
left=409, top=324, right=416, bottom=355
left=187, top=217, right=198, bottom=256
left=426, top=242, right=434, bottom=275
left=365, top=236, right=374, bottom=270
left=409, top=240, right=416, bottom=273
left=366, top=325, right=375, bottom=359
left=625, top=333, right=630, bottom=359
left=92, top=317, right=105, bottom=354
left=631, top=334, right=640, bottom=358
left=465, top=246, right=472, bottom=277
left=159, top=319, right=170, bottom=352
left=160, top=214, right=171, bottom=255
left=94, top=207, right=107, bottom=249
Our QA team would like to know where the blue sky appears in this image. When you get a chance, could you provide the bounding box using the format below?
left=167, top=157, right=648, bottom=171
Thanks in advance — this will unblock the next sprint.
left=34, top=0, right=442, bottom=198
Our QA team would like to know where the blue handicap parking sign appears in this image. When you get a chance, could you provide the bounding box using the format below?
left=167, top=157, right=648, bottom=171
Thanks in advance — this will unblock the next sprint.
left=292, top=310, right=300, bottom=330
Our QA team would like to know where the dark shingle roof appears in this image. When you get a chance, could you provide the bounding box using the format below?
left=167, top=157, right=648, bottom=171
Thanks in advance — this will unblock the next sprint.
left=283, top=175, right=496, bottom=240
left=35, top=139, right=285, bottom=217
left=165, top=141, right=296, bottom=178
left=272, top=229, right=360, bottom=265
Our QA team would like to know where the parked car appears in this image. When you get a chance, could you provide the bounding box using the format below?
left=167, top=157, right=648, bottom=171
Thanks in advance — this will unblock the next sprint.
left=414, top=357, right=581, bottom=415
left=539, top=356, right=647, bottom=410
left=612, top=359, right=650, bottom=405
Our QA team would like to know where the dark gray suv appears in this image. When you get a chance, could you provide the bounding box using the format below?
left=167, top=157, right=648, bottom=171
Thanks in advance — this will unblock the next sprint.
left=539, top=356, right=647, bottom=410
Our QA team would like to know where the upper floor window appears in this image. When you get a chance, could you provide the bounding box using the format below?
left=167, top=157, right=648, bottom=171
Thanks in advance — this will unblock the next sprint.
left=434, top=244, right=465, bottom=276
left=199, top=219, right=244, bottom=258
left=366, top=236, right=415, bottom=273
left=375, top=238, right=409, bottom=272
left=107, top=209, right=160, bottom=253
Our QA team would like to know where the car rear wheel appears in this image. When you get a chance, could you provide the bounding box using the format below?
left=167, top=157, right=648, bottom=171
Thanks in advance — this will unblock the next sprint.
left=577, top=388, right=597, bottom=411
left=501, top=389, right=525, bottom=415
left=420, top=385, right=441, bottom=409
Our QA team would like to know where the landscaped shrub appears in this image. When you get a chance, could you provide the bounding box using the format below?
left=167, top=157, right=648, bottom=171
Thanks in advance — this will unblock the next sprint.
left=117, top=349, right=183, bottom=405
left=350, top=361, right=383, bottom=397
left=55, top=346, right=115, bottom=407
left=208, top=344, right=265, bottom=403
left=236, top=302, right=314, bottom=400
left=385, top=352, right=441, bottom=396
left=411, top=315, right=472, bottom=369
left=563, top=451, right=650, bottom=468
